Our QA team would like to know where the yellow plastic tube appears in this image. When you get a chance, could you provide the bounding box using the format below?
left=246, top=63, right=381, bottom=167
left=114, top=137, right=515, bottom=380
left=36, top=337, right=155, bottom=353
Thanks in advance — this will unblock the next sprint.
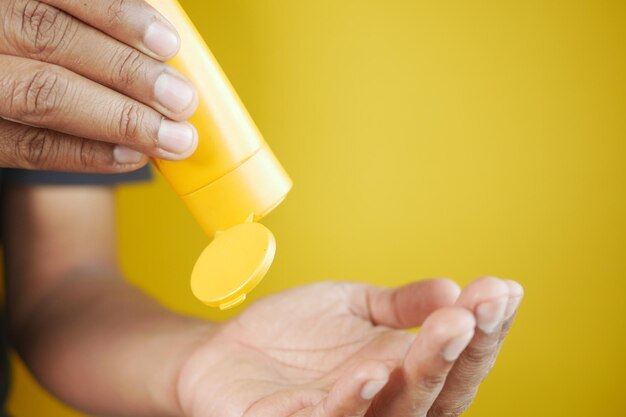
left=146, top=0, right=292, bottom=309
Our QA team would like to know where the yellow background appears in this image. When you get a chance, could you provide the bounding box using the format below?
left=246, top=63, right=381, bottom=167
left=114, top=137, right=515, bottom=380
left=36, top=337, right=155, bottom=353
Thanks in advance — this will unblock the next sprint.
left=8, top=0, right=626, bottom=416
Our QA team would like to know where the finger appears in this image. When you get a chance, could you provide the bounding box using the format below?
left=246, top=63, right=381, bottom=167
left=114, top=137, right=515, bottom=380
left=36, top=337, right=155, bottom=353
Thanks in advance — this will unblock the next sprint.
left=0, top=1, right=198, bottom=121
left=500, top=280, right=524, bottom=343
left=489, top=280, right=524, bottom=365
left=39, top=0, right=181, bottom=60
left=0, top=118, right=147, bottom=172
left=369, top=307, right=475, bottom=417
left=310, top=360, right=391, bottom=417
left=428, top=277, right=510, bottom=417
left=363, top=279, right=461, bottom=329
left=0, top=55, right=197, bottom=160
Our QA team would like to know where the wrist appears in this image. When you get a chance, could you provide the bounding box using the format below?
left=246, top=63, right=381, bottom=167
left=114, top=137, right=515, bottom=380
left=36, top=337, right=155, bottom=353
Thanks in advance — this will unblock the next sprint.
left=174, top=318, right=232, bottom=417
left=153, top=317, right=216, bottom=417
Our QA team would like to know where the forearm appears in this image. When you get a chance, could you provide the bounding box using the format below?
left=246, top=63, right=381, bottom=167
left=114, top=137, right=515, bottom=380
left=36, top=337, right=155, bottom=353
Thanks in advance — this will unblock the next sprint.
left=12, top=267, right=213, bottom=417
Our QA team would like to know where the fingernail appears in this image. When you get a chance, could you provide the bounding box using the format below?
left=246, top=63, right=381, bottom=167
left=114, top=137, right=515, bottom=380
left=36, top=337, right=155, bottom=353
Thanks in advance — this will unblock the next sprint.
left=504, top=281, right=524, bottom=320
left=144, top=20, right=180, bottom=58
left=114, top=145, right=144, bottom=164
left=158, top=120, right=196, bottom=156
left=155, top=72, right=195, bottom=113
left=476, top=297, right=508, bottom=334
left=442, top=330, right=474, bottom=362
left=360, top=379, right=388, bottom=401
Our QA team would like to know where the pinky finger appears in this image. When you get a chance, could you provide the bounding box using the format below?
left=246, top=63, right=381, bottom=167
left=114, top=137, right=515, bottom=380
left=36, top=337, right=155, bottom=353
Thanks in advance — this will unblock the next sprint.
left=309, top=361, right=391, bottom=417
left=0, top=118, right=148, bottom=173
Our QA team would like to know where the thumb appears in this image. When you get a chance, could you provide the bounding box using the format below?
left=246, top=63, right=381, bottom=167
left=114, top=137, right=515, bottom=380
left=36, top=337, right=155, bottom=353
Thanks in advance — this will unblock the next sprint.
left=0, top=118, right=148, bottom=173
left=362, top=279, right=461, bottom=329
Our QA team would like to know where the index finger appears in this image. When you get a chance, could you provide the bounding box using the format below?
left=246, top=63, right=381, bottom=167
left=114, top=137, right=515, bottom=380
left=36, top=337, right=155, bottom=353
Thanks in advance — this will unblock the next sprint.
left=40, top=0, right=180, bottom=60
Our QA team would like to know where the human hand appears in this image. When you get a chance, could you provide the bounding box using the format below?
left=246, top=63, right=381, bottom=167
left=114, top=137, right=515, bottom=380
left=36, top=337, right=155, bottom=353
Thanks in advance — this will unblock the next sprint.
left=0, top=0, right=198, bottom=172
left=177, top=277, right=523, bottom=417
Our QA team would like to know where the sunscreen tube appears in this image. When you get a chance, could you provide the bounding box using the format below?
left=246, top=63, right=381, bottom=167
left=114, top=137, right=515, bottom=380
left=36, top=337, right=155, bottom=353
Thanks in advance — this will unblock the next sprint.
left=147, top=0, right=292, bottom=309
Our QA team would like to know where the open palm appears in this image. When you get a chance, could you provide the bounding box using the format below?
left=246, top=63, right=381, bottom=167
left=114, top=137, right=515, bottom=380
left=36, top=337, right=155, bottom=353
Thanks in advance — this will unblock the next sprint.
left=178, top=278, right=522, bottom=417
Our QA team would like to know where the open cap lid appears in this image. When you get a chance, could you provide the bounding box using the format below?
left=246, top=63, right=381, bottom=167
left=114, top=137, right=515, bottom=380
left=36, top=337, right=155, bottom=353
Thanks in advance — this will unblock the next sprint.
left=191, top=222, right=276, bottom=310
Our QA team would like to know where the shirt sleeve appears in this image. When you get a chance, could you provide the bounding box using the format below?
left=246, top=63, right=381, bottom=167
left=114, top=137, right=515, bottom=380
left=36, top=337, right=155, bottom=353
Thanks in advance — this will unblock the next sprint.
left=0, top=165, right=152, bottom=186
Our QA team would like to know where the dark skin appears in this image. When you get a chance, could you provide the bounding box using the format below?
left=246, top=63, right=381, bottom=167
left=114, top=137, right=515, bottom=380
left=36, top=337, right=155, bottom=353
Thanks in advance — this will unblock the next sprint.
left=0, top=0, right=198, bottom=172
left=3, top=185, right=522, bottom=416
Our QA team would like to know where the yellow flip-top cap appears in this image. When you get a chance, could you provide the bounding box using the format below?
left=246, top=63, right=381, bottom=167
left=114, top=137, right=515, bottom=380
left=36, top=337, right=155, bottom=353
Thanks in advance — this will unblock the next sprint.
left=180, top=145, right=292, bottom=238
left=191, top=222, right=276, bottom=310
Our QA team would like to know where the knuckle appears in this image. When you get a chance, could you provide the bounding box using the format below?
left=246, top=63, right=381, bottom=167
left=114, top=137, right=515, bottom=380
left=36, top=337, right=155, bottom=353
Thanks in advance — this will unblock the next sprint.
left=460, top=342, right=497, bottom=368
left=17, top=0, right=76, bottom=58
left=12, top=69, right=69, bottom=122
left=111, top=47, right=147, bottom=87
left=76, top=139, right=99, bottom=169
left=13, top=128, right=57, bottom=168
left=115, top=101, right=145, bottom=143
left=104, top=0, right=132, bottom=29
left=418, top=372, right=447, bottom=392
left=6, top=125, right=107, bottom=171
